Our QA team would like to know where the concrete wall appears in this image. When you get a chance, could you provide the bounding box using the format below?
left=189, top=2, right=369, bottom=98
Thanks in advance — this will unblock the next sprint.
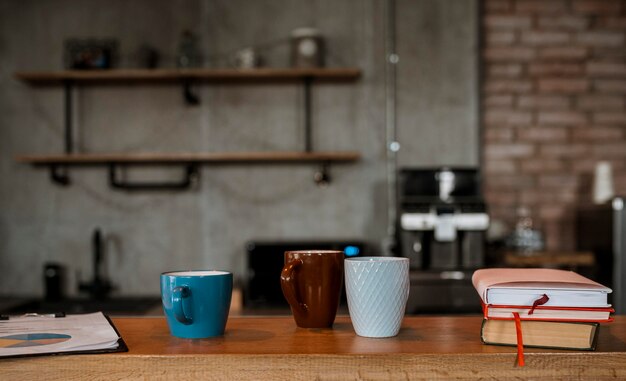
left=397, top=0, right=480, bottom=167
left=0, top=0, right=478, bottom=297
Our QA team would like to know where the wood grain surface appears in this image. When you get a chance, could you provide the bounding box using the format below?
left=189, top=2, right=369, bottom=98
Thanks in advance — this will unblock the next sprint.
left=504, top=251, right=596, bottom=267
left=14, top=68, right=361, bottom=84
left=3, top=315, right=626, bottom=380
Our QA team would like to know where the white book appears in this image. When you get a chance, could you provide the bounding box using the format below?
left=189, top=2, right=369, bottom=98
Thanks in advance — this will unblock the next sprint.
left=472, top=268, right=612, bottom=308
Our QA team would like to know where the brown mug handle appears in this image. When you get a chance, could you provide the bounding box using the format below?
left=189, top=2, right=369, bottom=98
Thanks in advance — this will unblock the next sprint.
left=280, top=259, right=308, bottom=315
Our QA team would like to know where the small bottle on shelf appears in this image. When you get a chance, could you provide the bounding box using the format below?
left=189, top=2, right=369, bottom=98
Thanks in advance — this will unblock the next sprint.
left=507, top=206, right=544, bottom=256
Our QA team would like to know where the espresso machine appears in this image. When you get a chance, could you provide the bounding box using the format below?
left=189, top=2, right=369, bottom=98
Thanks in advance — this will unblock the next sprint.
left=398, top=168, right=489, bottom=313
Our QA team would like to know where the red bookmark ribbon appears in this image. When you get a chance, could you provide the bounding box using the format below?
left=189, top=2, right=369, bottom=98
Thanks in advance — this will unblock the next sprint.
left=513, top=312, right=525, bottom=367
left=513, top=293, right=549, bottom=366
left=528, top=294, right=550, bottom=315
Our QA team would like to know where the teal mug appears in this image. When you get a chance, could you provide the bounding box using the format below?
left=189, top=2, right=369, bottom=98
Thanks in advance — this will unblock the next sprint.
left=161, top=270, right=232, bottom=339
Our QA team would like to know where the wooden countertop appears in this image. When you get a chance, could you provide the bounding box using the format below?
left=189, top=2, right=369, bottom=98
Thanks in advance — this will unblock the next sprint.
left=4, top=315, right=626, bottom=380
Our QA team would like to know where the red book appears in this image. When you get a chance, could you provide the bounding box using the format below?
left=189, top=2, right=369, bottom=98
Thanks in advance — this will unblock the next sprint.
left=481, top=301, right=614, bottom=322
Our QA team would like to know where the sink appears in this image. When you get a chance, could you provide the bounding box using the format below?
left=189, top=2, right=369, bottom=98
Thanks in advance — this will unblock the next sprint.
left=2, top=297, right=163, bottom=316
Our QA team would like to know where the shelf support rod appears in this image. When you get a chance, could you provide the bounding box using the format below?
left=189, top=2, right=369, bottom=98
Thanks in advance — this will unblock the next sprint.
left=304, top=76, right=313, bottom=152
left=63, top=80, right=74, bottom=154
left=52, top=80, right=74, bottom=186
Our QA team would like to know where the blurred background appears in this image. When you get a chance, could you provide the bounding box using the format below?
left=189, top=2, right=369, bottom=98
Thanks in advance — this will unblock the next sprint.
left=0, top=0, right=624, bottom=315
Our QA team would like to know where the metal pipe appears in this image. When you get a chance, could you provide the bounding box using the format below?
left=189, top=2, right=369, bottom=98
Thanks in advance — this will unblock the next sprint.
left=93, top=229, right=102, bottom=283
left=64, top=81, right=73, bottom=154
left=304, top=77, right=313, bottom=152
left=383, top=0, right=399, bottom=255
left=613, top=197, right=625, bottom=314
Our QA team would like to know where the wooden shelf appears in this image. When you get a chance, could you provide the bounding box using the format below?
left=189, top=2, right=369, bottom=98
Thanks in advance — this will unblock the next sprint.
left=16, top=151, right=361, bottom=165
left=14, top=68, right=361, bottom=85
left=504, top=251, right=595, bottom=268
left=17, top=152, right=360, bottom=190
left=14, top=67, right=362, bottom=189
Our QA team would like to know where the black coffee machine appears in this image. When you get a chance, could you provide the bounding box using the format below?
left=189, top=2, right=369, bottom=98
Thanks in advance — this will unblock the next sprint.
left=397, top=167, right=489, bottom=313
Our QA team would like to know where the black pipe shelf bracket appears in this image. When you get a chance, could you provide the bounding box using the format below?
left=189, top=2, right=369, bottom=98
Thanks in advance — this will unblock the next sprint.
left=40, top=159, right=344, bottom=189
left=49, top=165, right=71, bottom=186
left=63, top=80, right=74, bottom=154
left=51, top=80, right=75, bottom=185
left=182, top=80, right=200, bottom=106
left=303, top=76, right=313, bottom=153
left=108, top=163, right=200, bottom=191
left=313, top=161, right=332, bottom=187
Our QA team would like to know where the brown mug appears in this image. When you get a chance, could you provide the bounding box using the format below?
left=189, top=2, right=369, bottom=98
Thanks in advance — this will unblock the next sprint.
left=280, top=250, right=344, bottom=328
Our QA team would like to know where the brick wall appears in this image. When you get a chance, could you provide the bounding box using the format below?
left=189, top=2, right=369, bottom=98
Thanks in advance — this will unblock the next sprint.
left=482, top=0, right=626, bottom=250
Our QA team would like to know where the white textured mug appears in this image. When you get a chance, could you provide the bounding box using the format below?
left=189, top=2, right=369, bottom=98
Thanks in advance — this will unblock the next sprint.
left=344, top=257, right=410, bottom=338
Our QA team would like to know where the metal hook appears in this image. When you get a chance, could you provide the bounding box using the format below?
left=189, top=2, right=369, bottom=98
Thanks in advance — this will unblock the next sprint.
left=49, top=165, right=70, bottom=186
left=313, top=162, right=331, bottom=187
left=182, top=80, right=200, bottom=105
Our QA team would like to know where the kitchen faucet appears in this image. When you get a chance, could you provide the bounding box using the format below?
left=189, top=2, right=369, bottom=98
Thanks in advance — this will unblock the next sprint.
left=78, top=228, right=113, bottom=299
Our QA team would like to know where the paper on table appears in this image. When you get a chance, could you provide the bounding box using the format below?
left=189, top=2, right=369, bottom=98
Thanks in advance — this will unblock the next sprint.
left=0, top=312, right=120, bottom=358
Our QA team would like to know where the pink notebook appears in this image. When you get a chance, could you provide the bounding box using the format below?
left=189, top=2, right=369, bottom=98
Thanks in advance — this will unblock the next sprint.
left=472, top=268, right=612, bottom=308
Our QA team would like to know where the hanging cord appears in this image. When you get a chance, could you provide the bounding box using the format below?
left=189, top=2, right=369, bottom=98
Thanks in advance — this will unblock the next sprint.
left=383, top=0, right=398, bottom=255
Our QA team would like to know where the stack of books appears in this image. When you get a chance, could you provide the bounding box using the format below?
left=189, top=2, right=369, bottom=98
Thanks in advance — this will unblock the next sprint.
left=472, top=268, right=613, bottom=364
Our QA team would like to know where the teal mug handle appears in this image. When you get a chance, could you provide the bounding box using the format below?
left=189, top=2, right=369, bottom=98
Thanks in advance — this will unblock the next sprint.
left=172, top=286, right=193, bottom=325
